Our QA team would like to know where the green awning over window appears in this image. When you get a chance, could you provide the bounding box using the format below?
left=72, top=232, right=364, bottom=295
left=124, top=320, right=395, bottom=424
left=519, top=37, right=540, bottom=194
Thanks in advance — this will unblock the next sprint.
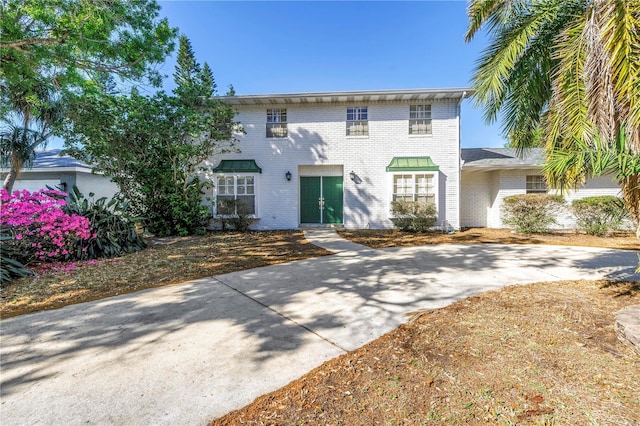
left=212, top=159, right=262, bottom=174
left=386, top=156, right=439, bottom=172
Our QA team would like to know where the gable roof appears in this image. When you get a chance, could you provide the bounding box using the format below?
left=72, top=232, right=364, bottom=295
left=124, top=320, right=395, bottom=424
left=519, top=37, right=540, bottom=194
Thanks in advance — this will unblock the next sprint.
left=217, top=88, right=472, bottom=106
left=461, top=148, right=545, bottom=171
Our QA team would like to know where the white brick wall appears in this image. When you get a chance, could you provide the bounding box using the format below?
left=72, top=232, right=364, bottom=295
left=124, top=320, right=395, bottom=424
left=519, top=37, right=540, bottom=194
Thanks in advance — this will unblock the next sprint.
left=211, top=99, right=462, bottom=230
left=460, top=169, right=623, bottom=229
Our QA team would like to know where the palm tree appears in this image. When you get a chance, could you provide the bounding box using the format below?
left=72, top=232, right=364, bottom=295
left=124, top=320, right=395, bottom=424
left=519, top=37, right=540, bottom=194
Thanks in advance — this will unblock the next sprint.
left=466, top=0, right=640, bottom=236
left=1, top=81, right=64, bottom=192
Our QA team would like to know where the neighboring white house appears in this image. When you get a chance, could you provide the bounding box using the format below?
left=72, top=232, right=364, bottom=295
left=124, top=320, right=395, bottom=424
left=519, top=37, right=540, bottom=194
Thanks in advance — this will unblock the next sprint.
left=2, top=150, right=119, bottom=200
left=460, top=147, right=623, bottom=229
left=210, top=88, right=469, bottom=230
left=209, top=88, right=626, bottom=231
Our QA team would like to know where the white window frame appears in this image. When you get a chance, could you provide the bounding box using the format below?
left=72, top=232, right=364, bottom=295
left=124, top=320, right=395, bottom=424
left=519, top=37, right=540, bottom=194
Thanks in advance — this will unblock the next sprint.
left=390, top=172, right=439, bottom=218
left=526, top=175, right=547, bottom=194
left=392, top=173, right=436, bottom=204
left=346, top=106, right=368, bottom=136
left=409, top=105, right=432, bottom=135
left=266, top=109, right=287, bottom=138
left=214, top=174, right=259, bottom=216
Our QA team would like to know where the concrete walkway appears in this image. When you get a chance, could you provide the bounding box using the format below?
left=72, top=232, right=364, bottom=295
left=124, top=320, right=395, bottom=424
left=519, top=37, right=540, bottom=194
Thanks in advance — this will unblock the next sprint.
left=1, top=231, right=638, bottom=425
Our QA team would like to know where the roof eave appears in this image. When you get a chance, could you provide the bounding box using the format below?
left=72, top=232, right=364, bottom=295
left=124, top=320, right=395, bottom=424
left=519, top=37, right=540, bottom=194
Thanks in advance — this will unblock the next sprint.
left=217, top=88, right=473, bottom=106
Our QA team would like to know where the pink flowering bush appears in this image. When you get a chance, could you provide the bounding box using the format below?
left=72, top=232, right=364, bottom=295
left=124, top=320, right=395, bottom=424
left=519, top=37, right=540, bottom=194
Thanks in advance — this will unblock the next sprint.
left=0, top=189, right=93, bottom=263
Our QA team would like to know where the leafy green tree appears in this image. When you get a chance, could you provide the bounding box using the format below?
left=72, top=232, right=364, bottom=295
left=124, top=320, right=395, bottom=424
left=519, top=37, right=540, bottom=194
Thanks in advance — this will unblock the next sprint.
left=1, top=81, right=65, bottom=190
left=0, top=0, right=176, bottom=190
left=466, top=0, right=640, bottom=236
left=65, top=37, right=240, bottom=236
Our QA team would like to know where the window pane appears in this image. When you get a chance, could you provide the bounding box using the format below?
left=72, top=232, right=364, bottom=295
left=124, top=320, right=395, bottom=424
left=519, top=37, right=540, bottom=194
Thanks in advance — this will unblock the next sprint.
left=236, top=196, right=255, bottom=215
left=217, top=195, right=235, bottom=215
left=526, top=175, right=547, bottom=193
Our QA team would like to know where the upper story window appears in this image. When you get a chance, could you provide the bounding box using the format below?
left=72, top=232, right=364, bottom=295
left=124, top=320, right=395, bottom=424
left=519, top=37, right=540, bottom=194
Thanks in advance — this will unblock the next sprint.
left=266, top=109, right=287, bottom=138
left=409, top=105, right=432, bottom=135
left=526, top=175, right=547, bottom=193
left=346, top=106, right=368, bottom=136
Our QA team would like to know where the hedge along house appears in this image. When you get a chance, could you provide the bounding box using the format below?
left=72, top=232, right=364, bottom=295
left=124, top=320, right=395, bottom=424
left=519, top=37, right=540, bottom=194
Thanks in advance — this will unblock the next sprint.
left=208, top=88, right=470, bottom=230
left=460, top=147, right=624, bottom=229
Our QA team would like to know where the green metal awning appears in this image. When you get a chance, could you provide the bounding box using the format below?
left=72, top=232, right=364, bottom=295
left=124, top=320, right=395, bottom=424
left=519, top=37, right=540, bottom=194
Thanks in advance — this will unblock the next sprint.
left=212, top=159, right=262, bottom=173
left=386, top=156, right=439, bottom=172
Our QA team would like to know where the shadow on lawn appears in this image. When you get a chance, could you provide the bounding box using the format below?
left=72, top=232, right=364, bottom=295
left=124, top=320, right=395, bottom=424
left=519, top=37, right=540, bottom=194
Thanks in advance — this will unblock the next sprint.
left=0, top=243, right=638, bottom=402
left=601, top=280, right=640, bottom=297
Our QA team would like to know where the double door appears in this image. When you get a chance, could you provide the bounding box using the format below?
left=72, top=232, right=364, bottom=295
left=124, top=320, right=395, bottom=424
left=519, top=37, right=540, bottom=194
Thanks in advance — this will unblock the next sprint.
left=300, top=176, right=343, bottom=224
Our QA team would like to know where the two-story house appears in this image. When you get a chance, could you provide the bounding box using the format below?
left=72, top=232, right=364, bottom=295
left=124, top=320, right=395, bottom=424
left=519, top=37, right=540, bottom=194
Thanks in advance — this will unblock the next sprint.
left=209, top=88, right=469, bottom=230
left=208, top=88, right=627, bottom=231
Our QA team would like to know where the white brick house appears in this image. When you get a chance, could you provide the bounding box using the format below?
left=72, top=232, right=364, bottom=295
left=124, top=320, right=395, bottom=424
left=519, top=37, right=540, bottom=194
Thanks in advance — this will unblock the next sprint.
left=209, top=89, right=624, bottom=231
left=211, top=88, right=469, bottom=230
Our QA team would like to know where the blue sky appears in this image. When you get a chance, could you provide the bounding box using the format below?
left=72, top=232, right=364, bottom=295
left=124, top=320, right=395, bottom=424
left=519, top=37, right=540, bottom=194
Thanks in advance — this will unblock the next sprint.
left=155, top=0, right=506, bottom=149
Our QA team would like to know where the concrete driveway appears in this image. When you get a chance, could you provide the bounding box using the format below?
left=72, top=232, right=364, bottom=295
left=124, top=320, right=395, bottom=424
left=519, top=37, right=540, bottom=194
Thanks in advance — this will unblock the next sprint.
left=1, top=231, right=638, bottom=425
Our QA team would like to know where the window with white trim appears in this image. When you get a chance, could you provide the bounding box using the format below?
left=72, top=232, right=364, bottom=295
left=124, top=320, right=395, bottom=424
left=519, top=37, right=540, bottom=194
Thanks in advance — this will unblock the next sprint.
left=216, top=176, right=256, bottom=215
left=346, top=106, right=368, bottom=136
left=266, top=109, right=287, bottom=138
left=409, top=105, right=432, bottom=135
left=393, top=174, right=435, bottom=204
left=526, top=175, right=547, bottom=193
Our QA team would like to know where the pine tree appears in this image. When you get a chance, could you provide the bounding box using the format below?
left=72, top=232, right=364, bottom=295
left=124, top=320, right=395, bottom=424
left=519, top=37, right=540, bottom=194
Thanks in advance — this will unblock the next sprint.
left=199, top=62, right=216, bottom=98
left=173, top=35, right=201, bottom=103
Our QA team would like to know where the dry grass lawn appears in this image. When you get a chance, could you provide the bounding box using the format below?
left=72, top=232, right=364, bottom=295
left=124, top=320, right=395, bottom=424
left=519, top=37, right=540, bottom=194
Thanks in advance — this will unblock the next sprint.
left=213, top=280, right=640, bottom=425
left=2, top=227, right=638, bottom=425
left=211, top=229, right=639, bottom=425
left=338, top=228, right=640, bottom=250
left=0, top=231, right=330, bottom=318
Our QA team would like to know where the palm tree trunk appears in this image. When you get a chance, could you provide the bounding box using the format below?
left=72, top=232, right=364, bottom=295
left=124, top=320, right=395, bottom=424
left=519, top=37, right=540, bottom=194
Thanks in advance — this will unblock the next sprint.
left=2, top=153, right=24, bottom=193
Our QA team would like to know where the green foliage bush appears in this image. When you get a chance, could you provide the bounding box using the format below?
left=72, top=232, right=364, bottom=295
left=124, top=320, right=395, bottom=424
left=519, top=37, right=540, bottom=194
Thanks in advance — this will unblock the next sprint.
left=141, top=176, right=211, bottom=237
left=390, top=201, right=438, bottom=232
left=214, top=199, right=256, bottom=232
left=0, top=229, right=33, bottom=285
left=502, top=194, right=565, bottom=233
left=62, top=186, right=147, bottom=259
left=571, top=196, right=628, bottom=236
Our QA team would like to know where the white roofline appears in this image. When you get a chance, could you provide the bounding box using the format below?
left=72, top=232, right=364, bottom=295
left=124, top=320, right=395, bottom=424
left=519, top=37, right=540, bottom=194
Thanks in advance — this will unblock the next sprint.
left=218, top=88, right=473, bottom=105
left=1, top=166, right=96, bottom=174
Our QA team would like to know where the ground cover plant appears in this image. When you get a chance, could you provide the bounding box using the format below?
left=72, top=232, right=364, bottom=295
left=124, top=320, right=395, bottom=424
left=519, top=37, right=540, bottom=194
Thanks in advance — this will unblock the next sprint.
left=212, top=279, right=639, bottom=425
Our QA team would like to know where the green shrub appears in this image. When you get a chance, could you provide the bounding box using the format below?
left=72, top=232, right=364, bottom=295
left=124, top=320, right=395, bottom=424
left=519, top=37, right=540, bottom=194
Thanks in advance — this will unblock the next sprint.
left=571, top=196, right=628, bottom=236
left=390, top=201, right=438, bottom=232
left=502, top=194, right=564, bottom=234
left=142, top=177, right=211, bottom=237
left=214, top=199, right=256, bottom=232
left=62, top=186, right=147, bottom=259
left=0, top=229, right=34, bottom=284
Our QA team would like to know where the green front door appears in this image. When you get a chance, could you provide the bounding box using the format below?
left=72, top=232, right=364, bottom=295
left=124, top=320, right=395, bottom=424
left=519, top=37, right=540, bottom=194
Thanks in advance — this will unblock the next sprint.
left=321, top=176, right=343, bottom=224
left=300, top=177, right=321, bottom=223
left=300, top=176, right=343, bottom=224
